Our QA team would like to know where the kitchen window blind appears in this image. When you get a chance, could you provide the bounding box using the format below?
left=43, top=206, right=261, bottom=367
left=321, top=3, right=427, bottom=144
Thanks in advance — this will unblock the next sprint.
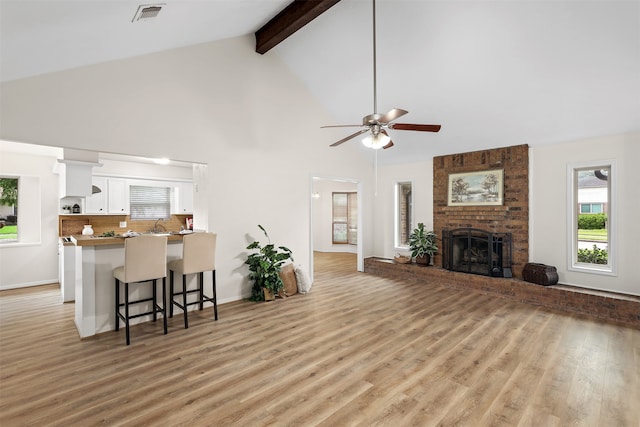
left=129, top=185, right=170, bottom=220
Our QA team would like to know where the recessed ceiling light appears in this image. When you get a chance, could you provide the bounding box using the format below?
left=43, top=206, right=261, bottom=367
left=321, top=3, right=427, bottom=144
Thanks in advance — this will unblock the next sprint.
left=132, top=4, right=165, bottom=23
left=153, top=157, right=170, bottom=165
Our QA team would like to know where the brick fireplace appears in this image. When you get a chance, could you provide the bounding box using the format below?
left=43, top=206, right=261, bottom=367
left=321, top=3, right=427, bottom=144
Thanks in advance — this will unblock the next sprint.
left=364, top=143, right=640, bottom=328
left=433, top=144, right=528, bottom=279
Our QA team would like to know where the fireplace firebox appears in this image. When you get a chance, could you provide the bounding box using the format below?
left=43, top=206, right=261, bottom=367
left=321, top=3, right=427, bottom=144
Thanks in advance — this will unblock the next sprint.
left=442, top=228, right=512, bottom=277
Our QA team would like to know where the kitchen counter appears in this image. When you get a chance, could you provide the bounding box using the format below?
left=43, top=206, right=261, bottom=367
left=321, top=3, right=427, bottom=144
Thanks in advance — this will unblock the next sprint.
left=70, top=233, right=196, bottom=338
left=71, top=233, right=188, bottom=246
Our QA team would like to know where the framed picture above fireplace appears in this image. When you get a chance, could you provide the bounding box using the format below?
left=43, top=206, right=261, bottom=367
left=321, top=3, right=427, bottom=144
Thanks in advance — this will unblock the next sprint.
left=447, top=169, right=504, bottom=206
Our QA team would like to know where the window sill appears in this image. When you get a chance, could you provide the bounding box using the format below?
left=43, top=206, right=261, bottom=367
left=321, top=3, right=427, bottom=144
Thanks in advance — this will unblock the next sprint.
left=569, top=263, right=616, bottom=277
left=0, top=241, right=42, bottom=248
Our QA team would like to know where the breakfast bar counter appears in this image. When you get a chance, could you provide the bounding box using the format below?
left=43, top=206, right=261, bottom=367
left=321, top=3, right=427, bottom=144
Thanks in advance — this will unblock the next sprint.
left=72, top=233, right=186, bottom=246
left=70, top=234, right=189, bottom=338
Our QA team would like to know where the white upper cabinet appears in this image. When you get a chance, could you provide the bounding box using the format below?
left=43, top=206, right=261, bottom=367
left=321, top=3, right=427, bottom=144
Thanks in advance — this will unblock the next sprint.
left=57, top=161, right=94, bottom=197
left=107, top=178, right=129, bottom=214
left=85, top=176, right=107, bottom=214
left=171, top=182, right=193, bottom=214
left=178, top=182, right=193, bottom=214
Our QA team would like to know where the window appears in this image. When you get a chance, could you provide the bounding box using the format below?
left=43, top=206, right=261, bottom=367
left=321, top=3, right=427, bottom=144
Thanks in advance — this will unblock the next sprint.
left=568, top=162, right=615, bottom=275
left=332, top=192, right=357, bottom=244
left=395, top=182, right=413, bottom=247
left=579, top=203, right=603, bottom=214
left=0, top=177, right=19, bottom=243
left=129, top=185, right=171, bottom=220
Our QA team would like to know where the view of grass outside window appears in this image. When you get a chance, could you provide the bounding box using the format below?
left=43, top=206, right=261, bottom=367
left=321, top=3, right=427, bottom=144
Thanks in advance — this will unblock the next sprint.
left=395, top=182, right=412, bottom=247
left=0, top=177, right=19, bottom=242
left=575, top=167, right=610, bottom=266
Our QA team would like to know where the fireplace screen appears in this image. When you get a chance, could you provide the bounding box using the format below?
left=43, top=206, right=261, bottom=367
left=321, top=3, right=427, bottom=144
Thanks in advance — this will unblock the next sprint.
left=442, top=228, right=512, bottom=277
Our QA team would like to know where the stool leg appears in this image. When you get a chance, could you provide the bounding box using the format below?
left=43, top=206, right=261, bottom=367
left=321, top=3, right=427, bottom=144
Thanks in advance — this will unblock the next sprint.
left=213, top=270, right=218, bottom=321
left=115, top=279, right=120, bottom=331
left=169, top=270, right=174, bottom=318
left=125, top=282, right=130, bottom=346
left=162, top=276, right=168, bottom=335
left=182, top=273, right=188, bottom=329
left=152, top=279, right=157, bottom=322
left=199, top=272, right=204, bottom=311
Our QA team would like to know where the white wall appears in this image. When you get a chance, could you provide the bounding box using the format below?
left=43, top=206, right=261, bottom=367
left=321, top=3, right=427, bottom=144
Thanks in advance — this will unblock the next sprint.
left=0, top=35, right=375, bottom=302
left=373, top=161, right=435, bottom=259
left=96, top=158, right=193, bottom=181
left=0, top=150, right=60, bottom=289
left=369, top=133, right=639, bottom=296
left=530, top=132, right=639, bottom=296
left=312, top=179, right=358, bottom=253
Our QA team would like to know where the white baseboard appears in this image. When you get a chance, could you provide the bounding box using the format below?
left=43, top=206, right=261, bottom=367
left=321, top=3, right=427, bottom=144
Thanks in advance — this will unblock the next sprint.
left=0, top=280, right=59, bottom=291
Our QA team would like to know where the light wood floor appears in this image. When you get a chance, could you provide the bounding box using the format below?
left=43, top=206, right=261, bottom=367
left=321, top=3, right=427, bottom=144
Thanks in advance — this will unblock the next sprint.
left=1, top=252, right=638, bottom=426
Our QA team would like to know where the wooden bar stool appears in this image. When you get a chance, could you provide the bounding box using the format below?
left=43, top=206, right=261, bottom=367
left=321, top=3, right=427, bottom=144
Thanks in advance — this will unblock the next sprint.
left=113, top=235, right=168, bottom=345
left=168, top=232, right=217, bottom=329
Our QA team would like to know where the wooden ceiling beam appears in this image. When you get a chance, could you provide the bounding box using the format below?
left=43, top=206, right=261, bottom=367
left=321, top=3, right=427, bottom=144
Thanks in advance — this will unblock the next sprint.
left=255, top=0, right=341, bottom=54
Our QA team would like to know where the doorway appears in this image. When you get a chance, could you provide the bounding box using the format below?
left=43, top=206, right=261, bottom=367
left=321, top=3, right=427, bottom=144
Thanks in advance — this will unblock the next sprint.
left=309, top=176, right=363, bottom=282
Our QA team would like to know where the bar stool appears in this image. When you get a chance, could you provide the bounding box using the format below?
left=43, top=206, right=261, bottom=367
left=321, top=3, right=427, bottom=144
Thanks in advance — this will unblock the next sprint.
left=113, top=235, right=168, bottom=345
left=168, top=232, right=217, bottom=329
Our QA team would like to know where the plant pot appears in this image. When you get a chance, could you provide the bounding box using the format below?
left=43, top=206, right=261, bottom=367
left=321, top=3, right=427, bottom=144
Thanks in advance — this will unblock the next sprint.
left=415, top=254, right=431, bottom=266
left=263, top=288, right=275, bottom=301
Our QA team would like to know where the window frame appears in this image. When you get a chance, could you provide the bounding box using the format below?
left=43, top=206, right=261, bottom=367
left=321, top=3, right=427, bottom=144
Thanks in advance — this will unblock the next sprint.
left=566, top=160, right=617, bottom=276
left=332, top=191, right=357, bottom=245
left=129, top=184, right=171, bottom=221
left=394, top=181, right=413, bottom=249
left=0, top=175, right=41, bottom=247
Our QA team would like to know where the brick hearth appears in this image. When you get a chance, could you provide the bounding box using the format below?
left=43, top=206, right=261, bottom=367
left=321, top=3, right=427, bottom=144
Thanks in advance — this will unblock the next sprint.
left=364, top=257, right=640, bottom=329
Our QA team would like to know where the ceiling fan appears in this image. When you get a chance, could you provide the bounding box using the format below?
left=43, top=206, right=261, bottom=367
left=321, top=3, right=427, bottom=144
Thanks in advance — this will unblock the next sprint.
left=322, top=0, right=441, bottom=150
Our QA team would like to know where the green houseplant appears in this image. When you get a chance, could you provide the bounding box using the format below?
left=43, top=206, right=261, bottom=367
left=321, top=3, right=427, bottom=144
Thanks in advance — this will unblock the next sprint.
left=409, top=223, right=438, bottom=266
left=245, top=225, right=293, bottom=301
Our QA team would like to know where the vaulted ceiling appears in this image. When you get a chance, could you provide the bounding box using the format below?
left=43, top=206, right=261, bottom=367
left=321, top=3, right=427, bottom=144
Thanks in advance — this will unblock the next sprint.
left=1, top=0, right=639, bottom=164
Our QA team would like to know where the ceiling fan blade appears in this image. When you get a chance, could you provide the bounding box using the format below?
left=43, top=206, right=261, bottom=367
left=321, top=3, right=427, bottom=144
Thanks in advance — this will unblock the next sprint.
left=389, top=123, right=441, bottom=132
left=379, top=108, right=408, bottom=124
left=330, top=129, right=369, bottom=147
left=380, top=129, right=394, bottom=149
left=321, top=124, right=364, bottom=128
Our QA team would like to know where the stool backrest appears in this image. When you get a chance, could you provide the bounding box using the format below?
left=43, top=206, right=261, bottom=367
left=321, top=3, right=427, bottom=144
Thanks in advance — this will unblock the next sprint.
left=123, top=235, right=168, bottom=283
left=181, top=232, right=216, bottom=274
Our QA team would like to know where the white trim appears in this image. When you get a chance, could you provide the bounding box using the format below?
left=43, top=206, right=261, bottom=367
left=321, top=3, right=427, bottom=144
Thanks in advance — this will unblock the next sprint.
left=309, top=175, right=363, bottom=284
left=394, top=180, right=413, bottom=250
left=0, top=279, right=58, bottom=291
left=566, top=159, right=617, bottom=276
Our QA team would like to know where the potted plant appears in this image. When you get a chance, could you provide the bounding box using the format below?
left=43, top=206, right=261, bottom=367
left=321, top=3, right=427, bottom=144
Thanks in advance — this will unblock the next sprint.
left=245, top=225, right=293, bottom=301
left=409, top=223, right=438, bottom=266
left=61, top=205, right=72, bottom=214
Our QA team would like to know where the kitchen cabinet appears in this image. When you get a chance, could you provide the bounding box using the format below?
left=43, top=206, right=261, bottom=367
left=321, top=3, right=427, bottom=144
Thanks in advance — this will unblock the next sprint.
left=85, top=176, right=107, bottom=214
left=176, top=182, right=193, bottom=214
left=57, top=160, right=95, bottom=197
left=108, top=178, right=129, bottom=214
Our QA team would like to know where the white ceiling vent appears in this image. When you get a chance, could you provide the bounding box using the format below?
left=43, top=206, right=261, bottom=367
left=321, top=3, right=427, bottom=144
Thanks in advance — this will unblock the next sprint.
left=132, top=4, right=165, bottom=22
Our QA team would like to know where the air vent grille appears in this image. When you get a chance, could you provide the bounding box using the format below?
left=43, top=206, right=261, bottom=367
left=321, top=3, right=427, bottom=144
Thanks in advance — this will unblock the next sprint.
left=132, top=4, right=164, bottom=22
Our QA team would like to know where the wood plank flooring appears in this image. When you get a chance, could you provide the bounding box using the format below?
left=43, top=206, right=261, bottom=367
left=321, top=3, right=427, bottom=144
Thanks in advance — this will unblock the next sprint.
left=1, top=252, right=638, bottom=426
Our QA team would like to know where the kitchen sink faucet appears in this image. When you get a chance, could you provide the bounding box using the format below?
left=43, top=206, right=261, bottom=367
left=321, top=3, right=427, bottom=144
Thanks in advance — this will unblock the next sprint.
left=152, top=218, right=166, bottom=233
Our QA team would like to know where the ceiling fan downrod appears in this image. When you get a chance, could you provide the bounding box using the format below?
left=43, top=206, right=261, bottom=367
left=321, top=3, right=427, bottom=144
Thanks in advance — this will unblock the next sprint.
left=372, top=0, right=378, bottom=115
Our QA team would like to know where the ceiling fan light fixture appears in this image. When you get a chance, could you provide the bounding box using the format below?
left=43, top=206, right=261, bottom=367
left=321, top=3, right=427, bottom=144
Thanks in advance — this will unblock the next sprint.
left=362, top=132, right=390, bottom=150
